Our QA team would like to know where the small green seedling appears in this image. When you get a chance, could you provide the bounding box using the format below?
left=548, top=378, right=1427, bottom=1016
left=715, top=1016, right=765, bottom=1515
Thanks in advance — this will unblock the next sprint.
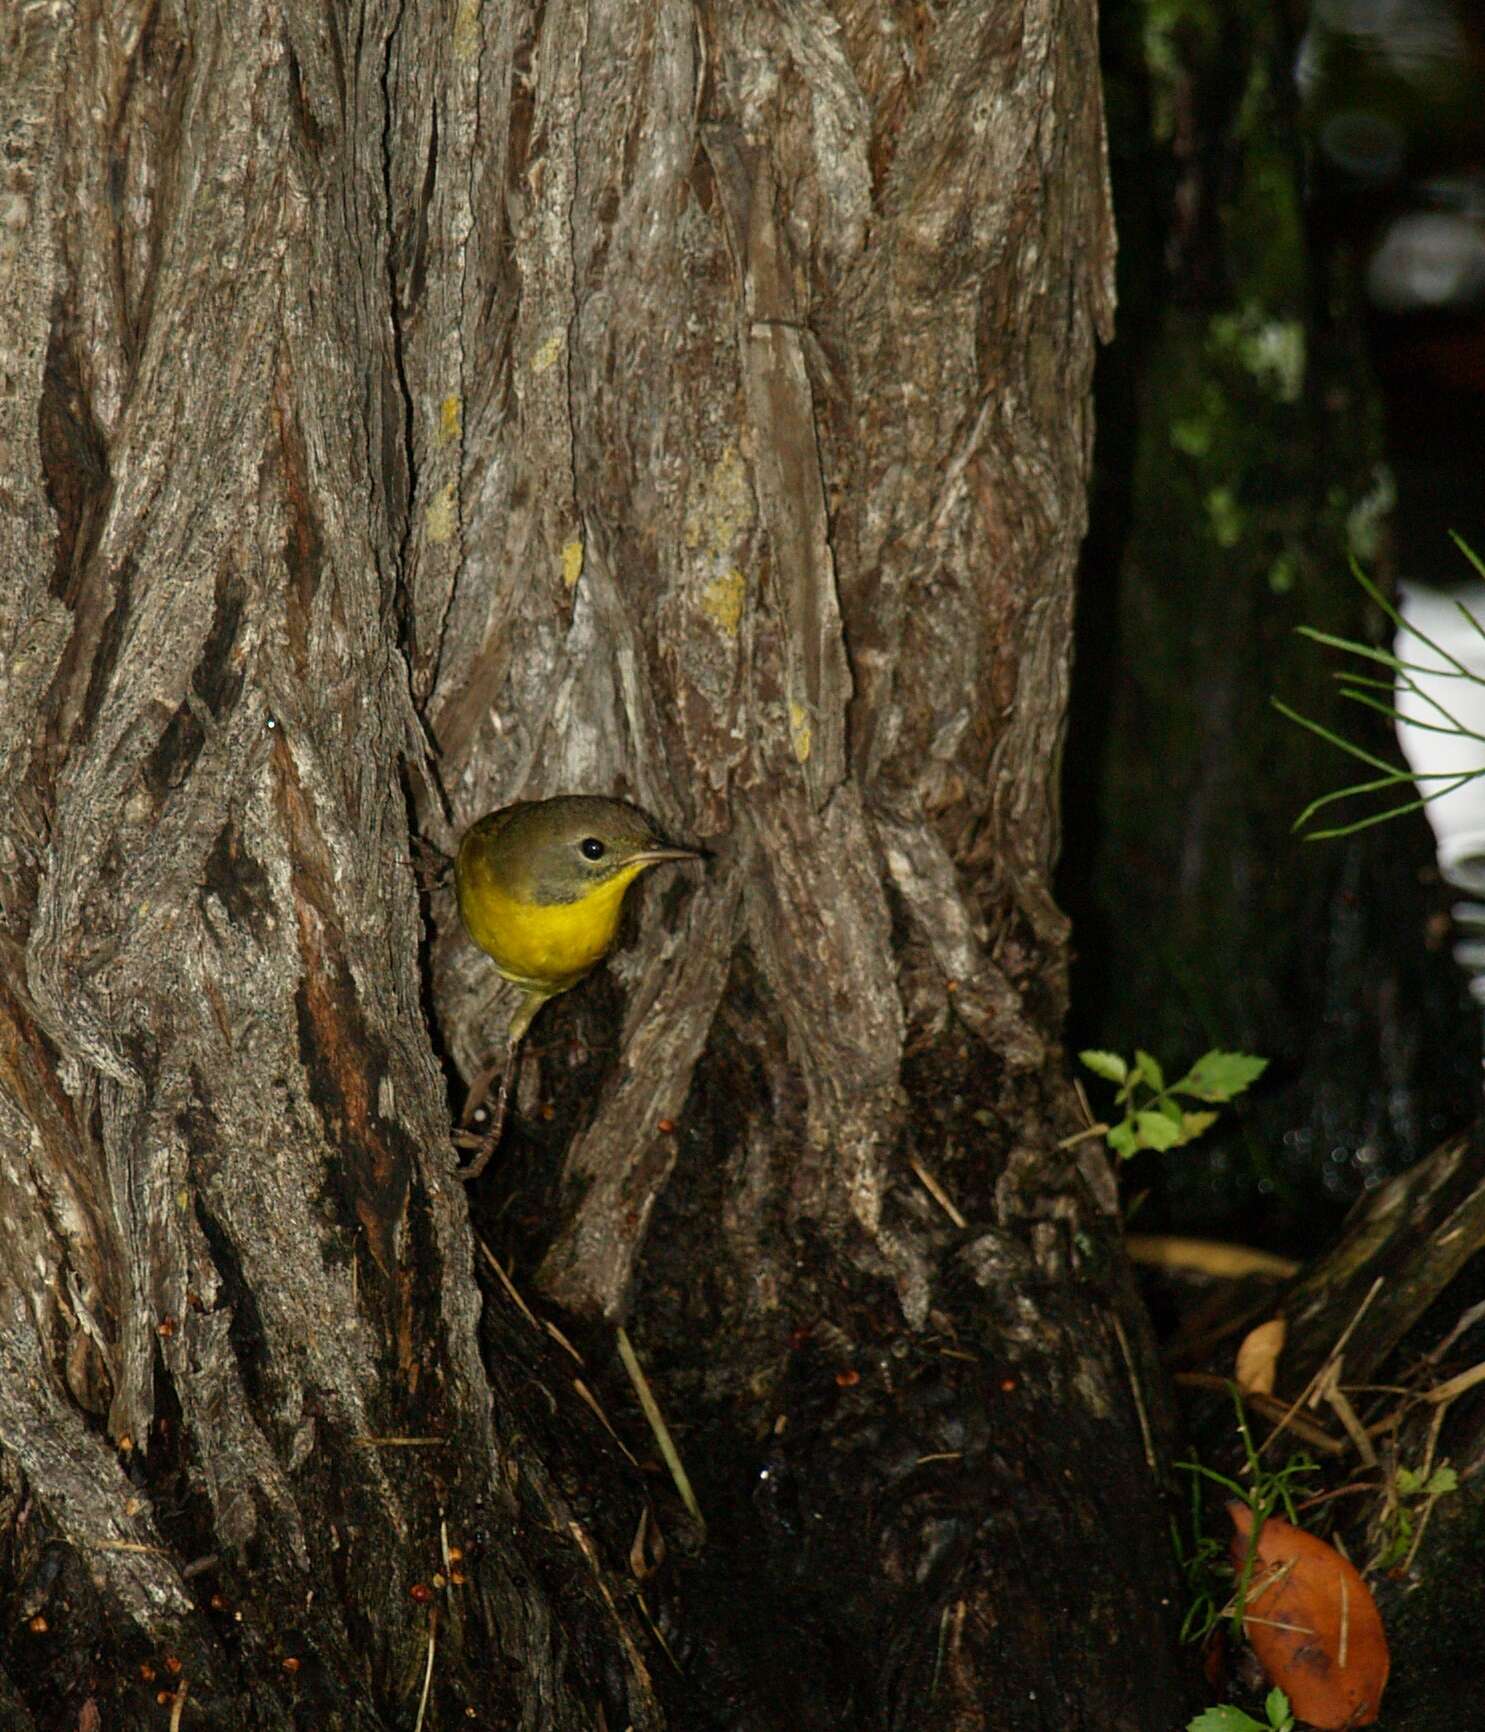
left=1372, top=1461, right=1458, bottom=1572
left=1174, top=1388, right=1318, bottom=1644
left=1170, top=1468, right=1228, bottom=1644
left=1187, top=1687, right=1294, bottom=1732
left=1077, top=1048, right=1268, bottom=1158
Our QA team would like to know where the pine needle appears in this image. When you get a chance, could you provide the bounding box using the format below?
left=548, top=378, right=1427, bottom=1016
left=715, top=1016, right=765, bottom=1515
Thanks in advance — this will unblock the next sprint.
left=616, top=1325, right=705, bottom=1535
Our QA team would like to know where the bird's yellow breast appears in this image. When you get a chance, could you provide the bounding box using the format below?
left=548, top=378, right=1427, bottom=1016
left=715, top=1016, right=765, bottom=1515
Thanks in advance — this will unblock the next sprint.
left=457, top=857, right=648, bottom=994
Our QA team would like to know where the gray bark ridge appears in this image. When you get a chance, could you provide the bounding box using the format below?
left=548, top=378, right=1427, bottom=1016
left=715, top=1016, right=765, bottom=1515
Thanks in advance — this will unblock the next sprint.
left=0, top=1, right=660, bottom=1723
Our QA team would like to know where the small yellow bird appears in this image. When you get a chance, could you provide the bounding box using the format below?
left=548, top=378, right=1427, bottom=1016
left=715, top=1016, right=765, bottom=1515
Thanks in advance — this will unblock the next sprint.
left=454, top=795, right=701, bottom=1176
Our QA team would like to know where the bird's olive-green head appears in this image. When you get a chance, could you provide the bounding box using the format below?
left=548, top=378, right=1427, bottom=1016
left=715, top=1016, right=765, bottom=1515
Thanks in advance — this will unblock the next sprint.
left=455, top=795, right=701, bottom=1011
left=460, top=795, right=696, bottom=908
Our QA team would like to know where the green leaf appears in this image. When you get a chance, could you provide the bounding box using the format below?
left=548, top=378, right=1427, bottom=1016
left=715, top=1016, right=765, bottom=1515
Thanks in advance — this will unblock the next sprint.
left=1425, top=1465, right=1459, bottom=1496
left=1396, top=1467, right=1422, bottom=1497
left=1107, top=1120, right=1138, bottom=1159
left=1180, top=1109, right=1219, bottom=1142
left=1134, top=1109, right=1182, bottom=1151
left=1134, top=1049, right=1165, bottom=1091
left=1186, top=1709, right=1267, bottom=1732
left=1156, top=1095, right=1186, bottom=1126
left=1265, top=1686, right=1294, bottom=1729
left=1182, top=1051, right=1268, bottom=1102
left=1079, top=1049, right=1128, bottom=1083
left=1373, top=1529, right=1408, bottom=1572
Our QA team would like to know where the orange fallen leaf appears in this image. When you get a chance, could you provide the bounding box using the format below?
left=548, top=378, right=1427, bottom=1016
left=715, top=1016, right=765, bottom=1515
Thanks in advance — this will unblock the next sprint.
left=1228, top=1503, right=1388, bottom=1728
left=1235, top=1316, right=1286, bottom=1396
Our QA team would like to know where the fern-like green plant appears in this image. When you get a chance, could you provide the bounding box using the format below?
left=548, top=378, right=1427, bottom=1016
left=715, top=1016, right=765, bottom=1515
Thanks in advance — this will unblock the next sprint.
left=1276, top=533, right=1485, bottom=840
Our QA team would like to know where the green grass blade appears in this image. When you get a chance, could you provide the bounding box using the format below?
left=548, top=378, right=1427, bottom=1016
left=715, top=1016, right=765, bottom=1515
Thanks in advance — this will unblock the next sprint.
left=1297, top=625, right=1472, bottom=681
left=1392, top=666, right=1481, bottom=735
left=1348, top=556, right=1405, bottom=625
left=1453, top=596, right=1485, bottom=647
left=1271, top=698, right=1410, bottom=774
left=1304, top=777, right=1477, bottom=839
left=1294, top=627, right=1406, bottom=668
left=1293, top=770, right=1418, bottom=831
left=1366, top=569, right=1478, bottom=680
left=1449, top=532, right=1485, bottom=583
left=1341, top=685, right=1485, bottom=742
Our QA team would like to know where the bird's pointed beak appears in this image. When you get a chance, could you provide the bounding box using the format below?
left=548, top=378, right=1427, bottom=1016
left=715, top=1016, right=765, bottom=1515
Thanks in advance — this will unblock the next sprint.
left=632, top=843, right=706, bottom=867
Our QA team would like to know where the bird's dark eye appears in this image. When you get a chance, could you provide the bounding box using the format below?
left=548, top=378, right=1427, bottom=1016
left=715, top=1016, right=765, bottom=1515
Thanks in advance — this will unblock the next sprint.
left=579, top=837, right=606, bottom=861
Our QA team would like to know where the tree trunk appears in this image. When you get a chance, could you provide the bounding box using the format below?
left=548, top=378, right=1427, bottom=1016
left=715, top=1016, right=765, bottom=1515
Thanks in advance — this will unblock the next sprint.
left=0, top=2, right=1192, bottom=1728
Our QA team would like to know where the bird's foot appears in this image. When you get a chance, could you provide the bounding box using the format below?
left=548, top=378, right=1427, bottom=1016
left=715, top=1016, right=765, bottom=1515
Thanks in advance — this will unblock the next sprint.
left=456, top=1045, right=517, bottom=1181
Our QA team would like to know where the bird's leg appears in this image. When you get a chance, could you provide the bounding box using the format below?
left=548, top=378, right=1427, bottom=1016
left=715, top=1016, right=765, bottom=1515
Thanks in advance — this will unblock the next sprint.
left=458, top=1037, right=519, bottom=1182
left=455, top=1054, right=505, bottom=1137
left=455, top=990, right=546, bottom=1182
left=453, top=997, right=547, bottom=1184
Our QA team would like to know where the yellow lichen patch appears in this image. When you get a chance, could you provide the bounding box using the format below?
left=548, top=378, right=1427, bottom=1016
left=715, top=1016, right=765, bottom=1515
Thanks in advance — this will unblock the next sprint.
left=426, top=482, right=459, bottom=544
left=454, top=0, right=481, bottom=60
left=684, top=445, right=753, bottom=558
left=532, top=332, right=564, bottom=375
left=438, top=394, right=463, bottom=445
left=700, top=569, right=746, bottom=637
left=561, top=539, right=584, bottom=589
left=789, top=702, right=812, bottom=764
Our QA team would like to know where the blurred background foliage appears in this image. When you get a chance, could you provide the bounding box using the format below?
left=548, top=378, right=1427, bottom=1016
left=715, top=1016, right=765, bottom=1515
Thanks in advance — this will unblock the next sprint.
left=1063, top=0, right=1485, bottom=1252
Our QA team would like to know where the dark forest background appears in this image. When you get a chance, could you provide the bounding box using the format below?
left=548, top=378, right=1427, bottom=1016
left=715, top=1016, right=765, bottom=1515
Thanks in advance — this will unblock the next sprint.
left=1067, top=0, right=1485, bottom=1258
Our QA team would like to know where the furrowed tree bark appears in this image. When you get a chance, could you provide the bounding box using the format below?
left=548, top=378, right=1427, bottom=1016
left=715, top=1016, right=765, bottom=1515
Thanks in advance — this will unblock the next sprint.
left=1, top=1, right=1195, bottom=1729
